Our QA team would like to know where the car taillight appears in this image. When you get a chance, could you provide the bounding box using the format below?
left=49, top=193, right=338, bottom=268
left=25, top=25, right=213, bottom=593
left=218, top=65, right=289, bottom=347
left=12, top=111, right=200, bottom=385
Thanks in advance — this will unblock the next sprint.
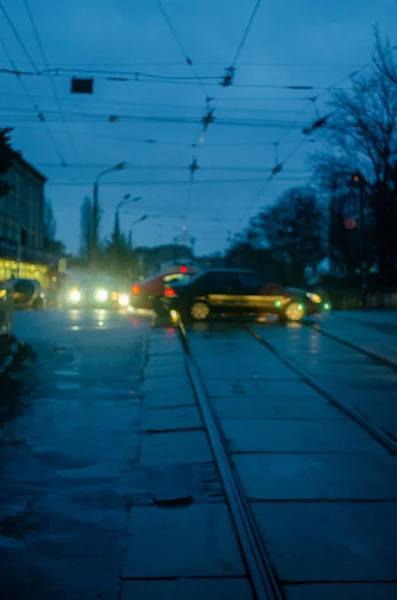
left=165, top=288, right=176, bottom=297
left=132, top=285, right=140, bottom=295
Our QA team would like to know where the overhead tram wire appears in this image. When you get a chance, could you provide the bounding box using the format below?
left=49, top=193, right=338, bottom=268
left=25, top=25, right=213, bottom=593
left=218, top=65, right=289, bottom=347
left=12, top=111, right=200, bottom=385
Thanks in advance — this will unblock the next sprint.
left=183, top=1, right=264, bottom=226
left=0, top=25, right=72, bottom=177
left=155, top=0, right=215, bottom=235
left=0, top=1, right=37, bottom=72
left=21, top=0, right=85, bottom=179
left=155, top=0, right=209, bottom=101
left=47, top=176, right=307, bottom=186
left=234, top=64, right=368, bottom=234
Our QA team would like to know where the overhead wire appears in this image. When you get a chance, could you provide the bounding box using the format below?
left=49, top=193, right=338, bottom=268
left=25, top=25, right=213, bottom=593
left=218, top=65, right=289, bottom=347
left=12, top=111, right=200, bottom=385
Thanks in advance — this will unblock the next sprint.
left=0, top=24, right=72, bottom=176
left=46, top=176, right=307, bottom=186
left=155, top=0, right=209, bottom=100
left=21, top=0, right=85, bottom=178
left=230, top=0, right=263, bottom=67
left=0, top=1, right=38, bottom=72
left=235, top=63, right=368, bottom=231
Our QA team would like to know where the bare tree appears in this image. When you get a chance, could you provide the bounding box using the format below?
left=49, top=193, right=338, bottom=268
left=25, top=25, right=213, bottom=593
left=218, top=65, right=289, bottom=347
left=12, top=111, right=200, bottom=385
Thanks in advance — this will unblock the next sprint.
left=374, top=25, right=397, bottom=86
left=249, top=187, right=326, bottom=287
left=80, top=196, right=92, bottom=260
left=314, top=42, right=397, bottom=285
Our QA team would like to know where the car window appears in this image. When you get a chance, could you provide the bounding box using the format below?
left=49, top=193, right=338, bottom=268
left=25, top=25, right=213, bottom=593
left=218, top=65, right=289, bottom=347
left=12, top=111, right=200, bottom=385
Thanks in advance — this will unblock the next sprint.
left=195, top=272, right=241, bottom=295
left=238, top=272, right=266, bottom=292
left=163, top=273, right=192, bottom=285
left=15, top=280, right=36, bottom=294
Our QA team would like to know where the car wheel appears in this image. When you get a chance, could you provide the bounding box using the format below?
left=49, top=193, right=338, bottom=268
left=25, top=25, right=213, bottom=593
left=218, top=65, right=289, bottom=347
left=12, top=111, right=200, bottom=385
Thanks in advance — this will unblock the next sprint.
left=190, top=301, right=210, bottom=321
left=283, top=301, right=305, bottom=322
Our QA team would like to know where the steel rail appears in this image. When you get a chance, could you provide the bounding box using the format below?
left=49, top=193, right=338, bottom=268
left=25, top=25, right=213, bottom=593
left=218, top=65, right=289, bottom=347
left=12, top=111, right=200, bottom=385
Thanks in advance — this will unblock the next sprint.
left=177, top=317, right=284, bottom=600
left=245, top=324, right=397, bottom=455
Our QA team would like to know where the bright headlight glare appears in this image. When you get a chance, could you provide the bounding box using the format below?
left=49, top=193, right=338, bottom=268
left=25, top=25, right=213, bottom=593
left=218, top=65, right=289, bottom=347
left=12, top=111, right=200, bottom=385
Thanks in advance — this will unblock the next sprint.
left=306, top=292, right=322, bottom=304
left=170, top=310, right=179, bottom=323
left=118, top=294, right=129, bottom=306
left=70, top=290, right=81, bottom=302
left=96, top=289, right=108, bottom=302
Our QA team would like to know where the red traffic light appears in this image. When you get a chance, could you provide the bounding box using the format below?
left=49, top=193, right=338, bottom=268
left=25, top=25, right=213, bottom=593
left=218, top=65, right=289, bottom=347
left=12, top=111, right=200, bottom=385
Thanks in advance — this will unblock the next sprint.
left=180, top=265, right=188, bottom=273
left=344, top=218, right=356, bottom=230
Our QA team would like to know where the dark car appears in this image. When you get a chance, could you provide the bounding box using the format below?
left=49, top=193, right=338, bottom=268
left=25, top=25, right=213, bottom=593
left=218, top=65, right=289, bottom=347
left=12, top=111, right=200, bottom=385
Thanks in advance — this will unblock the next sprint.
left=131, top=266, right=198, bottom=313
left=164, top=269, right=330, bottom=322
left=13, top=278, right=47, bottom=310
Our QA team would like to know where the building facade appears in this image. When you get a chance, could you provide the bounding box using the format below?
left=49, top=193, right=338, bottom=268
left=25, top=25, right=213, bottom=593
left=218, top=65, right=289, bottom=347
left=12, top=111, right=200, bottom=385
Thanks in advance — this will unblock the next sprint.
left=0, top=155, right=48, bottom=283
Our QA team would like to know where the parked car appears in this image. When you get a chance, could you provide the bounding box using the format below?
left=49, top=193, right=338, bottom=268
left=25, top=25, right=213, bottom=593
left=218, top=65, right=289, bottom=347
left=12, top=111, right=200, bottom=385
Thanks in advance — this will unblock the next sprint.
left=130, top=265, right=198, bottom=313
left=13, top=278, right=46, bottom=310
left=164, top=268, right=330, bottom=322
left=0, top=280, right=12, bottom=337
left=64, top=276, right=130, bottom=309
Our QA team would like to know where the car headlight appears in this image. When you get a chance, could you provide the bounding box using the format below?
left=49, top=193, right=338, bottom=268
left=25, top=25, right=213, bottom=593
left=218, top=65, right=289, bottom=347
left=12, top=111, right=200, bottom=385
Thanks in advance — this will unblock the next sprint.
left=96, top=289, right=108, bottom=302
left=70, top=290, right=81, bottom=302
left=118, top=294, right=129, bottom=306
left=306, top=292, right=322, bottom=304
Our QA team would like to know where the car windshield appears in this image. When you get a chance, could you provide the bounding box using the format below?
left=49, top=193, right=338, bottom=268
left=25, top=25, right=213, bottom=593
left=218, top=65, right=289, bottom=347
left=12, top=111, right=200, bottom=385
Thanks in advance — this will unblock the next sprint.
left=163, top=273, right=193, bottom=286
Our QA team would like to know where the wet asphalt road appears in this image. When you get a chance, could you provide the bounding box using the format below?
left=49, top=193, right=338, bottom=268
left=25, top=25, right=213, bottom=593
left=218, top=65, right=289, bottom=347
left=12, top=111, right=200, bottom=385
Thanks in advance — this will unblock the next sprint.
left=0, top=309, right=149, bottom=600
left=1, top=309, right=397, bottom=599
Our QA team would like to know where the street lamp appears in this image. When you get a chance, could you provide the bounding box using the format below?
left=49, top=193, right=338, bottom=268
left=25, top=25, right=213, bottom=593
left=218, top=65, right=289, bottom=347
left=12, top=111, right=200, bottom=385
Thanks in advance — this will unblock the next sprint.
left=116, top=194, right=141, bottom=213
left=130, top=214, right=159, bottom=248
left=91, top=162, right=126, bottom=272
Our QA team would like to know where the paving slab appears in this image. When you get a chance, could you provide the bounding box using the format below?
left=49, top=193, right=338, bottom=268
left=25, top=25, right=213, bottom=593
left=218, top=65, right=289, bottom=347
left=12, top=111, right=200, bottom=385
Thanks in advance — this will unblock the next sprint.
left=234, top=454, right=397, bottom=500
left=212, top=395, right=344, bottom=420
left=142, top=405, right=202, bottom=432
left=284, top=583, right=397, bottom=600
left=121, top=578, right=254, bottom=600
left=205, top=377, right=303, bottom=397
left=123, top=504, right=247, bottom=578
left=143, top=388, right=196, bottom=409
left=139, top=429, right=213, bottom=466
left=123, top=462, right=224, bottom=505
left=224, top=419, right=385, bottom=454
left=142, top=373, right=191, bottom=393
left=253, top=502, right=397, bottom=581
left=144, top=361, right=187, bottom=378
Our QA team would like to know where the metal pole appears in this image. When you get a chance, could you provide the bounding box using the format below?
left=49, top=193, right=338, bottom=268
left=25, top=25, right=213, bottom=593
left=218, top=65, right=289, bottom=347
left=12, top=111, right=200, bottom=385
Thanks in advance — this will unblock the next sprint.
left=91, top=180, right=99, bottom=273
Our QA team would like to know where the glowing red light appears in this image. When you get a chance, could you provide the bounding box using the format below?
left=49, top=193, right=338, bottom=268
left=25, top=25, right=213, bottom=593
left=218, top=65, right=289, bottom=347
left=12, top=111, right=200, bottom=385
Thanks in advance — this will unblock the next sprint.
left=344, top=218, right=356, bottom=230
left=165, top=288, right=176, bottom=297
left=180, top=265, right=188, bottom=273
left=132, top=285, right=140, bottom=295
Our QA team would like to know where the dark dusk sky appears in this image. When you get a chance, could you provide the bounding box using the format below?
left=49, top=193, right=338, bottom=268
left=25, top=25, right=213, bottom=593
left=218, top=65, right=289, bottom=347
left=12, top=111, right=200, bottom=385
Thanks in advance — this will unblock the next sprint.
left=1, top=0, right=396, bottom=255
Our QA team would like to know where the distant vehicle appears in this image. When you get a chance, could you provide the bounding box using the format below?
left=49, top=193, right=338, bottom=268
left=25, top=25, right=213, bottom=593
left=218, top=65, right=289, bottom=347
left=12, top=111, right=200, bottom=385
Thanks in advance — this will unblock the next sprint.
left=13, top=278, right=47, bottom=310
left=0, top=280, right=12, bottom=336
left=131, top=265, right=198, bottom=313
left=64, top=276, right=130, bottom=309
left=164, top=269, right=330, bottom=322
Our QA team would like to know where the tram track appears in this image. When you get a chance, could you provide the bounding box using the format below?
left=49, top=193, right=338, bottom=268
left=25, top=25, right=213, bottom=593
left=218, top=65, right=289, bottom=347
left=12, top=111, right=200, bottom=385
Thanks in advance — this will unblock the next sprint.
left=178, top=318, right=284, bottom=600
left=244, top=323, right=397, bottom=455
left=303, top=320, right=397, bottom=373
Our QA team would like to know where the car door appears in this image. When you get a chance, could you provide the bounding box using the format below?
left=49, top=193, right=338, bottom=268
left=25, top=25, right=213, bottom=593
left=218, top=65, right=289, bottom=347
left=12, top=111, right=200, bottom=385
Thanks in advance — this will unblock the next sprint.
left=237, top=273, right=286, bottom=313
left=236, top=272, right=268, bottom=312
left=194, top=272, right=241, bottom=313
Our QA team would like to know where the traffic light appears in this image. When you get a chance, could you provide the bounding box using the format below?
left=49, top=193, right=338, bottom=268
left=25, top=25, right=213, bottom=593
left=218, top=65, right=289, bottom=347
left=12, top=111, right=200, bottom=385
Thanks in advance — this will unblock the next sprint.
left=180, top=265, right=188, bottom=273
